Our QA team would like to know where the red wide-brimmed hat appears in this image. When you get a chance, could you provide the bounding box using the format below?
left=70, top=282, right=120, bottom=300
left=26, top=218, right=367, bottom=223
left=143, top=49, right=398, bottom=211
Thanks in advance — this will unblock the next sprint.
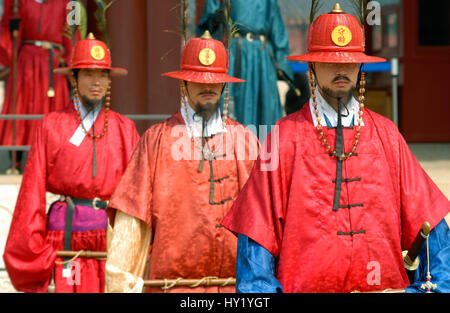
left=162, top=31, right=245, bottom=83
left=54, top=33, right=127, bottom=76
left=287, top=3, right=386, bottom=64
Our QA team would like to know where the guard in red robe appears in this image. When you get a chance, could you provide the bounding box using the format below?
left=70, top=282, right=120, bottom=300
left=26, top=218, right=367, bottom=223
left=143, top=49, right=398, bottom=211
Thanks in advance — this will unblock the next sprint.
left=2, top=34, right=140, bottom=293
left=104, top=31, right=259, bottom=293
left=0, top=0, right=79, bottom=168
left=222, top=3, right=450, bottom=293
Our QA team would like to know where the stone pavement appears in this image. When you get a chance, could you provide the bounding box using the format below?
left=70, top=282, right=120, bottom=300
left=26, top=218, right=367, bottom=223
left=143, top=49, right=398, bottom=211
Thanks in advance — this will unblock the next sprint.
left=0, top=175, right=21, bottom=293
left=0, top=143, right=448, bottom=293
left=408, top=143, right=450, bottom=199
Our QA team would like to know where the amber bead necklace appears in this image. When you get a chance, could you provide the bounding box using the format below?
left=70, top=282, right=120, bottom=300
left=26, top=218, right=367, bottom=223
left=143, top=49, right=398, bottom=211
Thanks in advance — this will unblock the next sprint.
left=308, top=65, right=365, bottom=161
left=72, top=77, right=111, bottom=140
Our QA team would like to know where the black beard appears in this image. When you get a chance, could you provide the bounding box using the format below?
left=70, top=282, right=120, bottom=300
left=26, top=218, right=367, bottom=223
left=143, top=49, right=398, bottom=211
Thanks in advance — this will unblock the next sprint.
left=320, top=86, right=354, bottom=104
left=80, top=95, right=105, bottom=111
left=194, top=100, right=220, bottom=121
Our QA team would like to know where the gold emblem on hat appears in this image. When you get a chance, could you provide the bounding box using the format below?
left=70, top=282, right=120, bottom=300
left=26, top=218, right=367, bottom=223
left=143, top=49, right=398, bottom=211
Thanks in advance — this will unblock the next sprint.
left=198, top=48, right=216, bottom=66
left=91, top=45, right=105, bottom=60
left=331, top=25, right=352, bottom=47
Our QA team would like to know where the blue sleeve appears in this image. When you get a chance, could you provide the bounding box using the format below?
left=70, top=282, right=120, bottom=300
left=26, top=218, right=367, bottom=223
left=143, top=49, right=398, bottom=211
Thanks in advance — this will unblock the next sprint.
left=236, top=234, right=283, bottom=293
left=405, top=217, right=450, bottom=293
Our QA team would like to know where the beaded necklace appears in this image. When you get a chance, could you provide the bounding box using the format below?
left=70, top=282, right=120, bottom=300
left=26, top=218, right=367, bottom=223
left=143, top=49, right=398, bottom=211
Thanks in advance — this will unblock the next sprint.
left=308, top=66, right=365, bottom=161
left=72, top=77, right=111, bottom=140
left=72, top=77, right=111, bottom=177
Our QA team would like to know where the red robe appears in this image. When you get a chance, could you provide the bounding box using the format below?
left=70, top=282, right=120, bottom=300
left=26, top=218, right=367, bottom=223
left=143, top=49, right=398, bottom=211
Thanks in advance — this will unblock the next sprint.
left=3, top=103, right=140, bottom=292
left=108, top=111, right=259, bottom=292
left=222, top=105, right=450, bottom=293
left=0, top=0, right=78, bottom=146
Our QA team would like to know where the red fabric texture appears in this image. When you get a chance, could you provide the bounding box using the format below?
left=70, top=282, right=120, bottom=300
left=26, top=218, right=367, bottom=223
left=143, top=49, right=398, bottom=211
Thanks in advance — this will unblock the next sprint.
left=108, top=111, right=259, bottom=293
left=222, top=104, right=450, bottom=293
left=47, top=229, right=107, bottom=293
left=3, top=103, right=140, bottom=292
left=0, top=0, right=78, bottom=146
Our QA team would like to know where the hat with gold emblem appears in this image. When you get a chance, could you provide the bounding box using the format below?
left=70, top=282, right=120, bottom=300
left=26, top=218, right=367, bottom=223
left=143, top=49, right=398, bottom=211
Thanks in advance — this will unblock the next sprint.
left=287, top=3, right=386, bottom=64
left=54, top=33, right=127, bottom=76
left=162, top=31, right=244, bottom=83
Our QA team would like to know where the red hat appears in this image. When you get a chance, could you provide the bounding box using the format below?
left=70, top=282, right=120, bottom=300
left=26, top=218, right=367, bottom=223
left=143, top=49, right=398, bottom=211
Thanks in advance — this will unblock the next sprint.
left=287, top=3, right=386, bottom=64
left=54, top=33, right=127, bottom=76
left=162, top=31, right=244, bottom=83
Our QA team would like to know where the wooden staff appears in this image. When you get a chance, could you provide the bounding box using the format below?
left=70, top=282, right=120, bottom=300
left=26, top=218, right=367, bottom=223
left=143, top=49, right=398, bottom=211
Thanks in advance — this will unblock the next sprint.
left=143, top=277, right=236, bottom=289
left=56, top=251, right=235, bottom=284
left=56, top=250, right=107, bottom=260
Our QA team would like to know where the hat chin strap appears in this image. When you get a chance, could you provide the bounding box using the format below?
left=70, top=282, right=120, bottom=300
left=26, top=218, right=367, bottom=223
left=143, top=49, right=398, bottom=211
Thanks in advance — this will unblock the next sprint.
left=307, top=63, right=365, bottom=161
left=309, top=63, right=364, bottom=106
left=71, top=76, right=111, bottom=141
left=71, top=76, right=111, bottom=178
left=308, top=62, right=366, bottom=212
left=180, top=81, right=229, bottom=127
left=222, top=83, right=229, bottom=124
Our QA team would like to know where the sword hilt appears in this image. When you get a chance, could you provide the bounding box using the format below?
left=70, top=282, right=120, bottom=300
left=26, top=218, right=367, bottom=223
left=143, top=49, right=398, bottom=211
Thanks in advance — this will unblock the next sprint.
left=403, top=221, right=430, bottom=270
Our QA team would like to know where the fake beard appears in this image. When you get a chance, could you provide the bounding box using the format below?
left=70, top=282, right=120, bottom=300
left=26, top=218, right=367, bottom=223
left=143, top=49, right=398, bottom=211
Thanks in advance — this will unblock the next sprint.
left=193, top=99, right=220, bottom=121
left=321, top=85, right=355, bottom=104
left=80, top=95, right=105, bottom=111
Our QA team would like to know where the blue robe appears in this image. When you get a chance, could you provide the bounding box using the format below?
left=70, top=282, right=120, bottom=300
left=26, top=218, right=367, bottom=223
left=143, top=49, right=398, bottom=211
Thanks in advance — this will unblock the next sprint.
left=236, top=216, right=449, bottom=293
left=197, top=0, right=293, bottom=134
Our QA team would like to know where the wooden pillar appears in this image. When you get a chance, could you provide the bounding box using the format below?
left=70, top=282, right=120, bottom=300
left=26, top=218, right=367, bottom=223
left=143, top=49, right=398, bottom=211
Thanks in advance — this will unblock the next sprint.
left=196, top=0, right=206, bottom=25
left=145, top=0, right=181, bottom=119
left=81, top=1, right=183, bottom=134
left=92, top=0, right=181, bottom=134
left=86, top=0, right=100, bottom=39
left=106, top=0, right=149, bottom=134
